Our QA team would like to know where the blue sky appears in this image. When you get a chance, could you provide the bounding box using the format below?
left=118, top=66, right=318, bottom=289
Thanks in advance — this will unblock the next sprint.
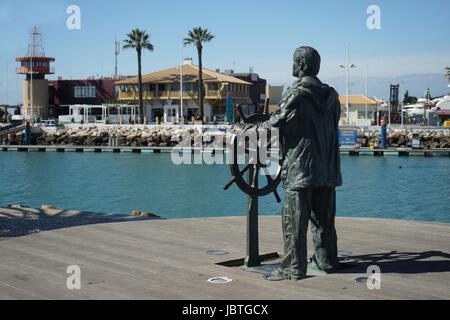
left=1, top=0, right=449, bottom=104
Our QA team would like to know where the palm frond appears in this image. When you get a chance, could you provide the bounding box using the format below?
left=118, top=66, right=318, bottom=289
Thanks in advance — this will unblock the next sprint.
left=123, top=28, right=154, bottom=52
left=183, top=27, right=214, bottom=47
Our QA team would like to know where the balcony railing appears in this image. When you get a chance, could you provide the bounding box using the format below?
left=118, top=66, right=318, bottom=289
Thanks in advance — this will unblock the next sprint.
left=119, top=87, right=250, bottom=101
left=120, top=91, right=135, bottom=99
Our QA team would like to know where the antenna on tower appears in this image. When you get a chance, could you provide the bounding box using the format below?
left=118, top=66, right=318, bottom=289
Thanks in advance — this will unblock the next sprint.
left=27, top=25, right=45, bottom=57
left=114, top=38, right=120, bottom=77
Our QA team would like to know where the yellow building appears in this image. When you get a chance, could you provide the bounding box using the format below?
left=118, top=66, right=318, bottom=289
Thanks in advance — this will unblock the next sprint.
left=265, top=85, right=284, bottom=113
left=115, top=60, right=252, bottom=122
left=339, top=94, right=381, bottom=124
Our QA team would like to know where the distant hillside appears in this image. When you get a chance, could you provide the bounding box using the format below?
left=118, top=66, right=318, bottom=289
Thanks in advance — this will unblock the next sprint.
left=324, top=73, right=449, bottom=101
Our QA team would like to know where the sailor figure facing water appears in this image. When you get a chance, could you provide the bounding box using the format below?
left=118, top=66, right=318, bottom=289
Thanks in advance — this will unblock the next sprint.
left=234, top=46, right=342, bottom=280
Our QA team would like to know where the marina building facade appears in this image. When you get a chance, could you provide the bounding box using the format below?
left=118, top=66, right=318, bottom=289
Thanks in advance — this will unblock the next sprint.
left=338, top=94, right=381, bottom=124
left=114, top=60, right=252, bottom=122
left=48, top=77, right=123, bottom=116
left=227, top=71, right=267, bottom=115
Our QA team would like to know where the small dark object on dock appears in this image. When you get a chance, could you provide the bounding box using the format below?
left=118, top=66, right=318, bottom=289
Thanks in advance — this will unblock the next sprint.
left=131, top=210, right=161, bottom=218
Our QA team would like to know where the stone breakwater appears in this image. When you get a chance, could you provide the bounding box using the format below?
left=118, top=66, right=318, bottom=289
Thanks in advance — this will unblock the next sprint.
left=24, top=125, right=232, bottom=147
left=7, top=124, right=450, bottom=149
left=357, top=127, right=450, bottom=149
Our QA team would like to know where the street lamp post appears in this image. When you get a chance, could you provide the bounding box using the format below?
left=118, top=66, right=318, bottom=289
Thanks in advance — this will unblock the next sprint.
left=340, top=44, right=356, bottom=124
left=180, top=45, right=183, bottom=123
left=30, top=55, right=33, bottom=124
left=365, top=68, right=368, bottom=119
left=400, top=82, right=404, bottom=128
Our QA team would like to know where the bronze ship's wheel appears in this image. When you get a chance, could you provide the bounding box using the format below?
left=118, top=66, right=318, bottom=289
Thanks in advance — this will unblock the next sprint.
left=223, top=113, right=282, bottom=203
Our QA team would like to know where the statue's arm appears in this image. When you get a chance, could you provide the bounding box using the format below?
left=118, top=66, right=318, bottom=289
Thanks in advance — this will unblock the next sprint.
left=235, top=90, right=300, bottom=132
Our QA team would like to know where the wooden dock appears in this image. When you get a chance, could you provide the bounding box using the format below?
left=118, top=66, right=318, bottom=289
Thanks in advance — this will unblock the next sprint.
left=0, top=206, right=449, bottom=299
left=1, top=144, right=450, bottom=156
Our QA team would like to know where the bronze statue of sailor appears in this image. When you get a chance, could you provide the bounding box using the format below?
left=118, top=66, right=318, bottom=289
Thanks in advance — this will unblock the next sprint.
left=234, top=46, right=342, bottom=280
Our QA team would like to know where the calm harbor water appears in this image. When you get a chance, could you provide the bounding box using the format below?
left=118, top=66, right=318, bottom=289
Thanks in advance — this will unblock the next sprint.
left=1, top=151, right=449, bottom=223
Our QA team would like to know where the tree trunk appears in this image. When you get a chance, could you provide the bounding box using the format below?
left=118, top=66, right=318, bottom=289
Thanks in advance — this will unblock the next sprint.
left=197, top=46, right=204, bottom=121
left=137, top=48, right=144, bottom=124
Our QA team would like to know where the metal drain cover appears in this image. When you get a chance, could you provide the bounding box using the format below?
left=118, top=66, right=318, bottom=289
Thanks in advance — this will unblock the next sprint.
left=206, top=250, right=229, bottom=255
left=207, top=277, right=232, bottom=284
left=354, top=276, right=368, bottom=283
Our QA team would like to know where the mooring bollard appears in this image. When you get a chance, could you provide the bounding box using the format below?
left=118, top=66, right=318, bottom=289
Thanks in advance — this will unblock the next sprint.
left=24, top=121, right=31, bottom=146
left=380, top=124, right=387, bottom=149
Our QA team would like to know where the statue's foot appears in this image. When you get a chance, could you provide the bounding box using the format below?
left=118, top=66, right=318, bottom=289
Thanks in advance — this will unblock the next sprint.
left=307, top=259, right=335, bottom=275
left=274, top=268, right=306, bottom=281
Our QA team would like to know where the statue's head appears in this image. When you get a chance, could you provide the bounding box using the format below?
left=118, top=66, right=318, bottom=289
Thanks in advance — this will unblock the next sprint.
left=293, top=46, right=321, bottom=78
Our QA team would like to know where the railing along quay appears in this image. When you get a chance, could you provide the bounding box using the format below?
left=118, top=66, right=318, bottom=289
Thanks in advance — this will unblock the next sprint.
left=1, top=145, right=450, bottom=156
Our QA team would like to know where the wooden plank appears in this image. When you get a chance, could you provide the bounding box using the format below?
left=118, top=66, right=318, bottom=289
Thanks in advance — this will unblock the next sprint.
left=0, top=207, right=449, bottom=299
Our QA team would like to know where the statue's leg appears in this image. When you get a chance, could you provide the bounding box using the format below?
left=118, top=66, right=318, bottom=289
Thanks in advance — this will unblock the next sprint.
left=278, top=188, right=311, bottom=280
left=309, top=187, right=338, bottom=272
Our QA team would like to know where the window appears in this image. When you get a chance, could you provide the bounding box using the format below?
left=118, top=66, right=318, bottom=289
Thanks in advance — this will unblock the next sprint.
left=159, top=84, right=168, bottom=92
left=114, top=86, right=119, bottom=97
left=207, top=83, right=218, bottom=91
left=147, top=84, right=155, bottom=92
left=213, top=105, right=226, bottom=114
left=73, top=86, right=96, bottom=98
left=170, top=83, right=180, bottom=91
left=182, top=83, right=192, bottom=91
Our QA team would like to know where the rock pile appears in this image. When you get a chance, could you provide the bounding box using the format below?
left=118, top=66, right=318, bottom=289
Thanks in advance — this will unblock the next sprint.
left=7, top=124, right=450, bottom=149
left=31, top=125, right=230, bottom=147
left=358, top=128, right=450, bottom=148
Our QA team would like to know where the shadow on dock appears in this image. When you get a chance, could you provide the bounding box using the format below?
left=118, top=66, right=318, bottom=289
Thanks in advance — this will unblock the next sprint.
left=0, top=206, right=163, bottom=240
left=338, top=250, right=450, bottom=274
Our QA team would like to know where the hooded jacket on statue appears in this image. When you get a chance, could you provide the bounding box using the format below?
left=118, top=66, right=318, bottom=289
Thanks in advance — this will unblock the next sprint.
left=238, top=75, right=343, bottom=190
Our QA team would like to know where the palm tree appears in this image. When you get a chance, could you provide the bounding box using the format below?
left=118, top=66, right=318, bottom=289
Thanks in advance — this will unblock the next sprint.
left=183, top=27, right=215, bottom=121
left=123, top=28, right=154, bottom=124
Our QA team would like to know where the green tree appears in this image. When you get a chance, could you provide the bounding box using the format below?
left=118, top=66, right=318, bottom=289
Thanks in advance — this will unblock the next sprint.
left=123, top=28, right=154, bottom=124
left=446, top=67, right=450, bottom=82
left=184, top=27, right=215, bottom=121
left=403, top=90, right=418, bottom=105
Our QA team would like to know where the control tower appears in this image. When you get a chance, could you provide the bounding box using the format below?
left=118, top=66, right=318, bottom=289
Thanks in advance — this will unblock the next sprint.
left=16, top=25, right=55, bottom=120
